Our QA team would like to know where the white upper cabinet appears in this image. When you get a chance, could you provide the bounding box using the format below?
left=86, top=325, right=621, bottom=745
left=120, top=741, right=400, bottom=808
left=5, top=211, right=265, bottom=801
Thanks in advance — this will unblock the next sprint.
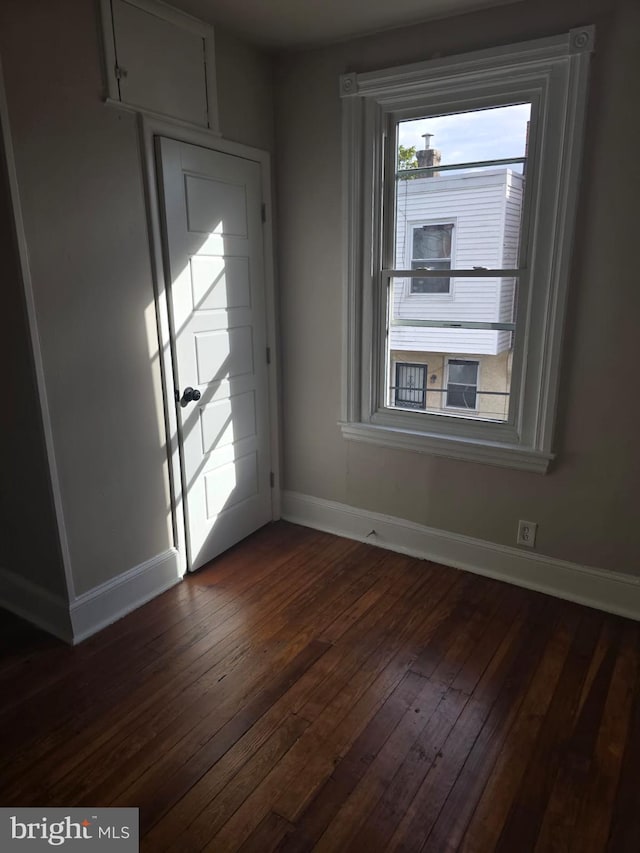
left=100, top=0, right=219, bottom=132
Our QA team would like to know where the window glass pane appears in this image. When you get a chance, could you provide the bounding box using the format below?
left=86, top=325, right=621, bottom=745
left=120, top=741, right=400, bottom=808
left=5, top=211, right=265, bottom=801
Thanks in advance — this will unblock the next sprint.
left=446, top=385, right=476, bottom=409
left=387, top=276, right=515, bottom=422
left=394, top=103, right=530, bottom=272
left=448, top=359, right=477, bottom=385
left=397, top=103, right=531, bottom=169
left=410, top=263, right=451, bottom=294
left=413, top=224, right=452, bottom=259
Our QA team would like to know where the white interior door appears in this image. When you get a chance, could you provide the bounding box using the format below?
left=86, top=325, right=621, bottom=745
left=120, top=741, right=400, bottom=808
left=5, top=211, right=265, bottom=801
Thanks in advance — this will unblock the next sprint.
left=157, top=137, right=273, bottom=571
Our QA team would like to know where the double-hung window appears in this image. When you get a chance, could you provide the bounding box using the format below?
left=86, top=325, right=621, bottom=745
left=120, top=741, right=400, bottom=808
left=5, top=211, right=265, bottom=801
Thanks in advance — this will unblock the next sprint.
left=410, top=223, right=454, bottom=294
left=446, top=359, right=479, bottom=411
left=340, top=28, right=594, bottom=472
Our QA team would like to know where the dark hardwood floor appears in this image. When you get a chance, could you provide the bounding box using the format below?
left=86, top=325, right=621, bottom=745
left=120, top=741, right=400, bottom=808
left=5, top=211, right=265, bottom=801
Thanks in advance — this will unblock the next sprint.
left=1, top=521, right=639, bottom=851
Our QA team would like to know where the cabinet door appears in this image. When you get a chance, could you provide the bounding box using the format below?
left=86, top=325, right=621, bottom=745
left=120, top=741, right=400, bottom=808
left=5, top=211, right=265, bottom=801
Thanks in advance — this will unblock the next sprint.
left=104, top=0, right=218, bottom=130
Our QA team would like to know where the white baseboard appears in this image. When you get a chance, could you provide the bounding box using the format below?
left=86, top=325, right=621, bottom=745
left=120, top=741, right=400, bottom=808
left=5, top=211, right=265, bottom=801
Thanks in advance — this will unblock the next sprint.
left=0, top=567, right=73, bottom=643
left=282, top=491, right=640, bottom=622
left=69, top=548, right=182, bottom=643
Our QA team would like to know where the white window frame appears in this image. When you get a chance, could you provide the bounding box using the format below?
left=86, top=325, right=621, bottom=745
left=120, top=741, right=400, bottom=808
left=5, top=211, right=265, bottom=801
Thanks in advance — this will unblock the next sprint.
left=340, top=27, right=594, bottom=473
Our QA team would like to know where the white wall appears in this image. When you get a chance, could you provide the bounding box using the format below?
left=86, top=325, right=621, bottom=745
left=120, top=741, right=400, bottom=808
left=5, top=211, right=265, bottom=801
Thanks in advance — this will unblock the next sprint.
left=274, top=0, right=640, bottom=575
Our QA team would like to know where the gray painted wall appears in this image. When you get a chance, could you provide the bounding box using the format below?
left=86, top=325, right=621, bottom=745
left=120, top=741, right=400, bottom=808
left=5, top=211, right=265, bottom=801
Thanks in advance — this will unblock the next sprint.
left=274, top=0, right=640, bottom=575
left=0, top=108, right=66, bottom=599
left=0, top=0, right=275, bottom=596
left=1, top=0, right=636, bottom=619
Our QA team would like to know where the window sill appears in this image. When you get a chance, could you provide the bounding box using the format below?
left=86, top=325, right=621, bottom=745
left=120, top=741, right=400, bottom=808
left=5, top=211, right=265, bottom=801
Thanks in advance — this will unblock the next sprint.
left=339, top=421, right=553, bottom=473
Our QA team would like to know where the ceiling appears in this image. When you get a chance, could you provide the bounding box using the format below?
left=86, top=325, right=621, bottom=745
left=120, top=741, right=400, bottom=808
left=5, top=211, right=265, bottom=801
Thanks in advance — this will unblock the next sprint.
left=170, top=0, right=523, bottom=48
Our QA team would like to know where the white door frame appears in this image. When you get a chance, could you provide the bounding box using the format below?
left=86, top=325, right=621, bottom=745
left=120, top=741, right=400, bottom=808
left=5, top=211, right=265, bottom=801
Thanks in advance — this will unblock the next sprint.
left=138, top=114, right=281, bottom=575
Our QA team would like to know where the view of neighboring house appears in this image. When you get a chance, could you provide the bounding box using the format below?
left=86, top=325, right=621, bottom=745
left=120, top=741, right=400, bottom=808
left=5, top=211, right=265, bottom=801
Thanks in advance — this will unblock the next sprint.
left=389, top=136, right=524, bottom=421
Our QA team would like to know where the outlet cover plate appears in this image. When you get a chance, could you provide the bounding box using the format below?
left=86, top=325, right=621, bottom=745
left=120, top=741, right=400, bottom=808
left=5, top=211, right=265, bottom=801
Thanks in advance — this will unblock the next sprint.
left=517, top=520, right=537, bottom=548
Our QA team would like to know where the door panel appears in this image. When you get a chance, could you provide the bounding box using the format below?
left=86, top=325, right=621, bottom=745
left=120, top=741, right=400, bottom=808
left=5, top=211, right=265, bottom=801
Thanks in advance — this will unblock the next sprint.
left=194, top=326, right=254, bottom=384
left=185, top=175, right=248, bottom=234
left=190, top=256, right=251, bottom=310
left=200, top=392, right=256, bottom=452
left=157, top=137, right=272, bottom=571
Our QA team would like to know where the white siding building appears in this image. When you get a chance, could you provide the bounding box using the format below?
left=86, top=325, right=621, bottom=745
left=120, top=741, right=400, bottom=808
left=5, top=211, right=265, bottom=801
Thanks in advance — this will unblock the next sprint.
left=389, top=166, right=524, bottom=419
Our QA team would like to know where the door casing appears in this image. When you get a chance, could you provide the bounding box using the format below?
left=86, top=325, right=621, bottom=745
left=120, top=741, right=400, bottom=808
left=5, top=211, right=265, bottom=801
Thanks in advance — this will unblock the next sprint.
left=138, top=113, right=280, bottom=575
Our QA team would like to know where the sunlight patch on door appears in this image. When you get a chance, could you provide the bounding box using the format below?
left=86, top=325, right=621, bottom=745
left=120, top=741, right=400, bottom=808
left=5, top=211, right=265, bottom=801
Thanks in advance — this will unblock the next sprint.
left=199, top=391, right=256, bottom=455
left=194, top=326, right=254, bottom=384
left=204, top=452, right=258, bottom=518
left=190, top=255, right=251, bottom=311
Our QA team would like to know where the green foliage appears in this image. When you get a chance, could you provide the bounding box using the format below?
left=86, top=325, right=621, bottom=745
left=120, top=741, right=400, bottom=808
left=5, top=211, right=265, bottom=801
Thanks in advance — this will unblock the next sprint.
left=398, top=144, right=419, bottom=179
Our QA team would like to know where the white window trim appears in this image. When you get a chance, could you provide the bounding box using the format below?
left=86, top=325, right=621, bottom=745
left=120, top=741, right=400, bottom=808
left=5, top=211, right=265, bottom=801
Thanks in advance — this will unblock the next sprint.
left=340, top=27, right=594, bottom=473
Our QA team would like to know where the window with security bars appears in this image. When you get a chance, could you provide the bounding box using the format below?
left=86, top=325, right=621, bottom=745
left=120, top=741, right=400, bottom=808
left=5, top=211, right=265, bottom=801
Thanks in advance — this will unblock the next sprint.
left=394, top=363, right=427, bottom=409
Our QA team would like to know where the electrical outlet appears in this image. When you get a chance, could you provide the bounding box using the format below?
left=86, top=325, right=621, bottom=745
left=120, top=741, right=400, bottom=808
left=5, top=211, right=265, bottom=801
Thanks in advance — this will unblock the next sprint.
left=517, top=520, right=537, bottom=548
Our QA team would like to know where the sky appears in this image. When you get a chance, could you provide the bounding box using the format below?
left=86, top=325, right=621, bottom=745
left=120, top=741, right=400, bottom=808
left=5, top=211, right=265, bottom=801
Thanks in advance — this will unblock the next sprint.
left=397, top=103, right=531, bottom=167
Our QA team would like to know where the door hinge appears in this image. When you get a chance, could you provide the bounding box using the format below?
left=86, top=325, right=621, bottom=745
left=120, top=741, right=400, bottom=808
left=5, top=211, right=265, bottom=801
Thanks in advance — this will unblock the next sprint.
left=266, top=346, right=271, bottom=365
left=114, top=64, right=128, bottom=80
left=261, top=202, right=266, bottom=223
left=270, top=472, right=275, bottom=488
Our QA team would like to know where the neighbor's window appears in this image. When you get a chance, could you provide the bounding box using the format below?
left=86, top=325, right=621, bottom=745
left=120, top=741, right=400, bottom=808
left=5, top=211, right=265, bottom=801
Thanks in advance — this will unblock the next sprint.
left=409, top=224, right=453, bottom=294
left=446, top=359, right=479, bottom=410
left=340, top=28, right=594, bottom=472
left=394, top=362, right=428, bottom=409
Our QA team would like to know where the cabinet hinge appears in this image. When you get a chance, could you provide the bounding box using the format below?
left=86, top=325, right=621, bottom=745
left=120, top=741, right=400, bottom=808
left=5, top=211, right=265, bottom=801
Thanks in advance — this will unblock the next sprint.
left=270, top=472, right=275, bottom=488
left=261, top=202, right=266, bottom=223
left=266, top=346, right=271, bottom=365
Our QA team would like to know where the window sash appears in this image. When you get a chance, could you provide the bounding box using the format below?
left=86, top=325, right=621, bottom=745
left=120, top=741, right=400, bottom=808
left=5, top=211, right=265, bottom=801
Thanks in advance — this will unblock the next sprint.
left=396, top=155, right=526, bottom=178
left=383, top=268, right=522, bottom=277
left=383, top=101, right=531, bottom=430
left=391, top=319, right=515, bottom=331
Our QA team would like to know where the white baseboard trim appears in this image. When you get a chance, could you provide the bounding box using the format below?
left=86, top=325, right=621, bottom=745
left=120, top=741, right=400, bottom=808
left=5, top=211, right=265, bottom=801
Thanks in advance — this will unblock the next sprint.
left=282, top=491, right=640, bottom=622
left=69, top=548, right=182, bottom=643
left=0, top=567, right=73, bottom=643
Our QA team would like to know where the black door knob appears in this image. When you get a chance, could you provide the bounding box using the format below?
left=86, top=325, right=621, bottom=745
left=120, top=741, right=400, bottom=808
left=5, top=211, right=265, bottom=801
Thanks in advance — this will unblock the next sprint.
left=181, top=387, right=202, bottom=405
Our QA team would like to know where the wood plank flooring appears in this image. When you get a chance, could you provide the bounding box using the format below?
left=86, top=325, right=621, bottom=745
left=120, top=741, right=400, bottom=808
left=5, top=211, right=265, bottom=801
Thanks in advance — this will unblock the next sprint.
left=1, top=521, right=639, bottom=851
